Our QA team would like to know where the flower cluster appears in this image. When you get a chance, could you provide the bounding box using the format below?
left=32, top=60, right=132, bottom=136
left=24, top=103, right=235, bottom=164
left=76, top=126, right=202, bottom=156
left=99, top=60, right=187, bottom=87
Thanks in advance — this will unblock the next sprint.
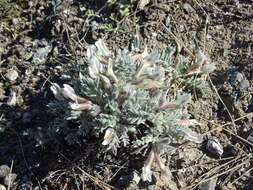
left=48, top=39, right=214, bottom=182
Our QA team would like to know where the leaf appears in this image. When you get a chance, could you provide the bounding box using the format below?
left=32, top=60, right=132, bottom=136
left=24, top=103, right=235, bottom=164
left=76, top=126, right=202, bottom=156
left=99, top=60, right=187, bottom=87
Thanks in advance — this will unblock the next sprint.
left=135, top=78, right=165, bottom=89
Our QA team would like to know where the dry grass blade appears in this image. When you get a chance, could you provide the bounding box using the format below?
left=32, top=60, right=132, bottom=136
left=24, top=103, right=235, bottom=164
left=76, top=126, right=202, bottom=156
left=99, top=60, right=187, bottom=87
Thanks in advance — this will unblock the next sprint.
left=198, top=112, right=253, bottom=136
left=222, top=128, right=253, bottom=148
left=160, top=22, right=195, bottom=58
left=195, top=155, right=245, bottom=180
left=230, top=166, right=253, bottom=185
left=186, top=155, right=251, bottom=189
left=7, top=160, right=13, bottom=190
left=108, top=163, right=126, bottom=181
left=198, top=113, right=253, bottom=148
left=76, top=166, right=115, bottom=190
left=208, top=74, right=237, bottom=133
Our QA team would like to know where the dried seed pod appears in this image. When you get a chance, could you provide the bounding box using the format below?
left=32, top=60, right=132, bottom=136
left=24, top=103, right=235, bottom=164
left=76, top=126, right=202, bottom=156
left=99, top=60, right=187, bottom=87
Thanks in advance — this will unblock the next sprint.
left=199, top=178, right=217, bottom=190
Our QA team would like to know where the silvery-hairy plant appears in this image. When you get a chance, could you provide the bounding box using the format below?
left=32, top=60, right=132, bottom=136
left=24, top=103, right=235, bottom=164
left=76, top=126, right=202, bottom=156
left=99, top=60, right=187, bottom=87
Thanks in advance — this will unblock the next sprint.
left=48, top=39, right=215, bottom=182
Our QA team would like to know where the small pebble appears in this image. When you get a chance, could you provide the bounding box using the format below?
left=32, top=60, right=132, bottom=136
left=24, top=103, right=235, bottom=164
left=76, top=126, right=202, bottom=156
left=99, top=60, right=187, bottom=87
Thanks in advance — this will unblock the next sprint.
left=199, top=178, right=217, bottom=190
left=183, top=3, right=195, bottom=13
left=132, top=171, right=141, bottom=184
left=6, top=90, right=17, bottom=106
left=0, top=165, right=10, bottom=178
left=238, top=79, right=249, bottom=90
left=5, top=70, right=18, bottom=81
left=32, top=46, right=51, bottom=64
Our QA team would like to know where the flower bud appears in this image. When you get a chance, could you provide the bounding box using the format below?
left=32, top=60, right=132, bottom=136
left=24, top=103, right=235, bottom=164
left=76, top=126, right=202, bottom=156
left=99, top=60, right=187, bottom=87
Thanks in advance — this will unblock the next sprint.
left=141, top=151, right=155, bottom=182
left=107, top=60, right=119, bottom=83
left=50, top=83, right=64, bottom=101
left=69, top=102, right=92, bottom=110
left=95, top=39, right=111, bottom=57
left=102, top=128, right=115, bottom=146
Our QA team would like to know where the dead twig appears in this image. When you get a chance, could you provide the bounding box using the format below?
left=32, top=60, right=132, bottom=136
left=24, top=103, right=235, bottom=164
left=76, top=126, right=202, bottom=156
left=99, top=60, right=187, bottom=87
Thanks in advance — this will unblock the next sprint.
left=208, top=74, right=237, bottom=133
left=160, top=22, right=195, bottom=58
left=187, top=156, right=251, bottom=190
left=231, top=166, right=253, bottom=185
left=9, top=128, right=43, bottom=189
left=108, top=163, right=126, bottom=182
left=76, top=166, right=115, bottom=190
left=199, top=112, right=253, bottom=136
left=223, top=128, right=253, bottom=148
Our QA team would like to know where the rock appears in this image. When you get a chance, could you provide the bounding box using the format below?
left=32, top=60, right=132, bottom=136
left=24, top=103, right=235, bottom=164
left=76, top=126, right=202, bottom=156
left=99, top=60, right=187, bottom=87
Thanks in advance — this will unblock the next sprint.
left=227, top=69, right=249, bottom=90
left=0, top=184, right=6, bottom=190
left=131, top=171, right=141, bottom=184
left=199, top=178, right=217, bottom=190
left=19, top=183, right=33, bottom=190
left=32, top=45, right=51, bottom=64
left=5, top=70, right=18, bottom=81
left=238, top=79, right=250, bottom=90
left=206, top=135, right=223, bottom=157
left=6, top=90, right=17, bottom=106
left=0, top=165, right=10, bottom=178
left=183, top=3, right=195, bottom=13
left=4, top=173, right=17, bottom=187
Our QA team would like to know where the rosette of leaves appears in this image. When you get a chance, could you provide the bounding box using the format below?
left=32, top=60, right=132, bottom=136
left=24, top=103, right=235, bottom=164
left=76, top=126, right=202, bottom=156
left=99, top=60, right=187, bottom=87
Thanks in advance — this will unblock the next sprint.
left=49, top=39, right=213, bottom=182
